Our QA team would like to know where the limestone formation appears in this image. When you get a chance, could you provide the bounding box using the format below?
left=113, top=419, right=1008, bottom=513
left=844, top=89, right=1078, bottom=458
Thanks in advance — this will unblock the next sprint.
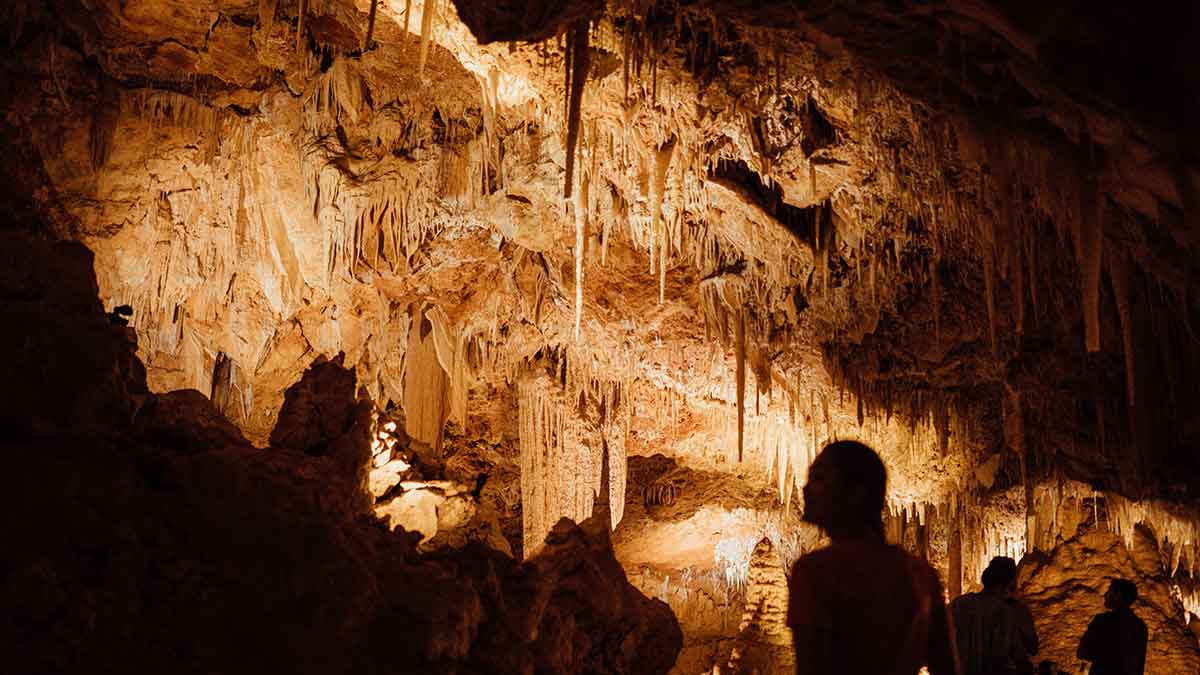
left=1019, top=527, right=1200, bottom=674
left=4, top=0, right=1200, bottom=672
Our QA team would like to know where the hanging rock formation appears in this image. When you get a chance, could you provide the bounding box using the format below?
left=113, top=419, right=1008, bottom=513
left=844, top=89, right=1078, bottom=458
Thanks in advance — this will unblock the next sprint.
left=3, top=0, right=1200, bottom=671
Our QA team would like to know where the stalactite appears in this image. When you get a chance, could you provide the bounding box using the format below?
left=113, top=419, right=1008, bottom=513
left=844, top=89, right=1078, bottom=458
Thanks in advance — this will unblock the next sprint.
left=869, top=247, right=877, bottom=304
left=427, top=306, right=467, bottom=427
left=1013, top=223, right=1025, bottom=336
left=1079, top=178, right=1104, bottom=352
left=417, top=0, right=438, bottom=77
left=1108, top=247, right=1135, bottom=406
left=258, top=0, right=277, bottom=36
left=651, top=35, right=659, bottom=106
left=1005, top=386, right=1032, bottom=550
left=1027, top=219, right=1039, bottom=321
left=403, top=0, right=412, bottom=33
left=295, top=0, right=306, bottom=53
left=1107, top=495, right=1200, bottom=578
left=90, top=79, right=119, bottom=170
left=404, top=309, right=448, bottom=454
left=736, top=309, right=746, bottom=463
left=363, top=0, right=378, bottom=51
left=652, top=137, right=677, bottom=303
left=573, top=165, right=587, bottom=342
left=563, top=19, right=591, bottom=199
left=622, top=23, right=630, bottom=105
left=984, top=218, right=997, bottom=358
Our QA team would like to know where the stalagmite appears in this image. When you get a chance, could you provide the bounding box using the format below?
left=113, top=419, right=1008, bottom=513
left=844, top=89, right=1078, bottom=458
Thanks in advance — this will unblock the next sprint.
left=417, top=0, right=437, bottom=77
left=563, top=19, right=591, bottom=199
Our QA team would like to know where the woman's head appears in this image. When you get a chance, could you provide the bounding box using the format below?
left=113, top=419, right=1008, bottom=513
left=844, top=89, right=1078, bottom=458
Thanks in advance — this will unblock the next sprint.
left=802, top=440, right=887, bottom=538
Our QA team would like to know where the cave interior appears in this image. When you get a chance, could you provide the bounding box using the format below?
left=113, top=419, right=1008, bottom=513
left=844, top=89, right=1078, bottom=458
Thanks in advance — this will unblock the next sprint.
left=2, top=0, right=1200, bottom=673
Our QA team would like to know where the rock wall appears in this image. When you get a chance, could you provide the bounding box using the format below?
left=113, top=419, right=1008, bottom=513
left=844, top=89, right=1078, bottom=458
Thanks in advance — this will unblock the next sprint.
left=1019, top=526, right=1200, bottom=674
left=0, top=231, right=680, bottom=674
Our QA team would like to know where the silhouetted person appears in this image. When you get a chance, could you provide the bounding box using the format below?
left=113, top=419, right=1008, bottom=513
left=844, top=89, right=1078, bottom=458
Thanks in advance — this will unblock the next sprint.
left=1008, top=571, right=1039, bottom=673
left=787, top=440, right=959, bottom=675
left=1077, top=579, right=1147, bottom=675
left=950, top=556, right=1036, bottom=675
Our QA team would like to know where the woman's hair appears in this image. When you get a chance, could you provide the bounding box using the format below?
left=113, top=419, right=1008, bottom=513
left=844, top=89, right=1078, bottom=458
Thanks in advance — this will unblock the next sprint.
left=820, top=440, right=888, bottom=533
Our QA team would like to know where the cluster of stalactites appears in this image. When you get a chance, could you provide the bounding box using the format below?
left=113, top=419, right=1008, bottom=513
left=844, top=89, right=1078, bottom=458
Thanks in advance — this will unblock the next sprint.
left=517, top=373, right=627, bottom=558
left=760, top=415, right=815, bottom=508
left=1107, top=495, right=1200, bottom=579
left=955, top=481, right=1200, bottom=587
left=91, top=87, right=229, bottom=170
left=1172, top=583, right=1200, bottom=624
left=711, top=509, right=806, bottom=596
left=857, top=85, right=1168, bottom=431
left=301, top=141, right=485, bottom=285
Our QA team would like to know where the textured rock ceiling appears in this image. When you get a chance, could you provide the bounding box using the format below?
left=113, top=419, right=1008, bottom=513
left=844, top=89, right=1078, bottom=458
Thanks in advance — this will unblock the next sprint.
left=3, top=0, right=1198, bottom=525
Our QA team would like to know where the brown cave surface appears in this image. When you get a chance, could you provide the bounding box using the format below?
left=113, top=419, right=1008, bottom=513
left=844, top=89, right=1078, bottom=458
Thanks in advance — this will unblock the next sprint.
left=3, top=0, right=1200, bottom=672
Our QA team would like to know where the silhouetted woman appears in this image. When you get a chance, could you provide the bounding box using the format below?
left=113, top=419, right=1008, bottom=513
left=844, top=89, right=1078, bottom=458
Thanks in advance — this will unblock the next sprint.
left=787, top=440, right=960, bottom=675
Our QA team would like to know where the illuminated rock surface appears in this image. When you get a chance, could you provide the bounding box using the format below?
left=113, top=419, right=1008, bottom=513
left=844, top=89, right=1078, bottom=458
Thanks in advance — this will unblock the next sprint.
left=3, top=0, right=1200, bottom=672
left=1020, top=526, right=1200, bottom=674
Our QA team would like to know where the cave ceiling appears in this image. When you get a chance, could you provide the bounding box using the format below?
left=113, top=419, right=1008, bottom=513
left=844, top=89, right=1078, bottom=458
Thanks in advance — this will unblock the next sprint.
left=3, top=0, right=1198, bottom=509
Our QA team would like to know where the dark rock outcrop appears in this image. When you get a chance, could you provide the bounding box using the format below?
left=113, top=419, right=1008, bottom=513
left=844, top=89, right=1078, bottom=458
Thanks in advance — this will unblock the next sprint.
left=0, top=232, right=681, bottom=674
left=0, top=234, right=147, bottom=438
left=450, top=0, right=604, bottom=44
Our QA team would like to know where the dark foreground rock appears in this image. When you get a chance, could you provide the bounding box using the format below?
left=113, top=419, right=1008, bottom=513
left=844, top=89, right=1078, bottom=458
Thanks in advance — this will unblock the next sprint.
left=0, top=232, right=680, bottom=674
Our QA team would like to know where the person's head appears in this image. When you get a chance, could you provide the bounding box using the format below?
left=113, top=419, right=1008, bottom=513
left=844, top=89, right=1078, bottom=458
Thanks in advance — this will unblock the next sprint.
left=1104, top=579, right=1138, bottom=610
left=981, top=556, right=1018, bottom=595
left=802, top=440, right=887, bottom=539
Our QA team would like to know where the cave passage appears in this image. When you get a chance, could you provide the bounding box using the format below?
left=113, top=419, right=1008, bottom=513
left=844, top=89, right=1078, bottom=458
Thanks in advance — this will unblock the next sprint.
left=3, top=0, right=1200, bottom=673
